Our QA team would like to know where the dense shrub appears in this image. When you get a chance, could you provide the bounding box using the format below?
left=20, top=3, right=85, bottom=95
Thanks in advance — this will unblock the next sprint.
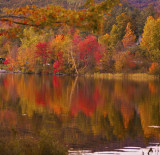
left=114, top=51, right=135, bottom=72
left=149, top=62, right=160, bottom=75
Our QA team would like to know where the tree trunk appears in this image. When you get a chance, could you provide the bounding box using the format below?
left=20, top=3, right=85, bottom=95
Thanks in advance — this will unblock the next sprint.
left=70, top=45, right=79, bottom=74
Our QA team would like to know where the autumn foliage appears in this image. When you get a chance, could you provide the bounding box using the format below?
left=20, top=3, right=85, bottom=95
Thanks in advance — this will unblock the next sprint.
left=53, top=52, right=63, bottom=73
left=149, top=62, right=160, bottom=74
left=35, top=41, right=51, bottom=63
left=114, top=51, right=135, bottom=72
left=0, top=0, right=160, bottom=75
left=79, top=35, right=103, bottom=64
left=122, top=22, right=136, bottom=48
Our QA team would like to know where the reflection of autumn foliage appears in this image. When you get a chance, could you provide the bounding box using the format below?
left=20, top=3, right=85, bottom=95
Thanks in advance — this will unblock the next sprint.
left=113, top=81, right=135, bottom=129
left=72, top=93, right=96, bottom=117
left=93, top=87, right=101, bottom=103
left=1, top=74, right=71, bottom=117
left=114, top=81, right=135, bottom=103
left=71, top=84, right=102, bottom=117
left=138, top=102, right=160, bottom=138
left=52, top=76, right=62, bottom=97
left=121, top=102, right=134, bottom=129
left=35, top=91, right=46, bottom=106
left=149, top=82, right=157, bottom=94
left=2, top=75, right=18, bottom=102
left=2, top=74, right=160, bottom=142
left=53, top=105, right=62, bottom=115
left=3, top=79, right=9, bottom=88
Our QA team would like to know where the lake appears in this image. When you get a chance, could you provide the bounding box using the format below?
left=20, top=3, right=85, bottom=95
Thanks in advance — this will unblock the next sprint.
left=0, top=74, right=160, bottom=155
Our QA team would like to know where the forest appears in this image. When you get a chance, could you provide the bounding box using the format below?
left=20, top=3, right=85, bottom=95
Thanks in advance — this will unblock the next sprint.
left=0, top=0, right=160, bottom=75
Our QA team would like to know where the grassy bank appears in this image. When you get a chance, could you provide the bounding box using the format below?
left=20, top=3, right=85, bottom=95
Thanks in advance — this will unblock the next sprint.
left=0, top=64, right=8, bottom=70
left=85, top=73, right=159, bottom=81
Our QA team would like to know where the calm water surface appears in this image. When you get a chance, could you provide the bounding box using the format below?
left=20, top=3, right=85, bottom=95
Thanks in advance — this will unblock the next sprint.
left=0, top=74, right=160, bottom=154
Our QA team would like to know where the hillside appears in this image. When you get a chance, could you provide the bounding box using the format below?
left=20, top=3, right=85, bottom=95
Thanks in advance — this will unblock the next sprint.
left=0, top=0, right=159, bottom=11
left=0, top=0, right=58, bottom=8
left=0, top=0, right=85, bottom=9
left=126, top=0, right=160, bottom=10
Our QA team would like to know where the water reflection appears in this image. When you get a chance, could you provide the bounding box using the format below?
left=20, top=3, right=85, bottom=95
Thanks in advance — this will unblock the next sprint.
left=0, top=73, right=160, bottom=153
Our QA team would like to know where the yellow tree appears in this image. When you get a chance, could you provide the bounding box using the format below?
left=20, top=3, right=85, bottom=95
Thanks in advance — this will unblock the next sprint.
left=141, top=16, right=160, bottom=62
left=16, top=46, right=36, bottom=72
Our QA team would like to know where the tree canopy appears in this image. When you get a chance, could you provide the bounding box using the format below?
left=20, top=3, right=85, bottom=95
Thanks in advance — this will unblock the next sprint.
left=0, top=0, right=119, bottom=34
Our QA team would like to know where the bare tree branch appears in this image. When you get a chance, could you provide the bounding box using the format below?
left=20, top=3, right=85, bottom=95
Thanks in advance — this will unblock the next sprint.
left=0, top=15, right=26, bottom=19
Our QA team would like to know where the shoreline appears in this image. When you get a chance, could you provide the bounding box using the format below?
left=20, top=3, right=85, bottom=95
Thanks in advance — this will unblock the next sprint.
left=0, top=71, right=159, bottom=81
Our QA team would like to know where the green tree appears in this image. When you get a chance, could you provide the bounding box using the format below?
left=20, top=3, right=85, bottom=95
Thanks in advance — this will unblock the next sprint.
left=116, top=13, right=132, bottom=39
left=98, top=33, right=110, bottom=49
left=135, top=4, right=156, bottom=36
left=109, top=24, right=120, bottom=49
left=109, top=13, right=133, bottom=51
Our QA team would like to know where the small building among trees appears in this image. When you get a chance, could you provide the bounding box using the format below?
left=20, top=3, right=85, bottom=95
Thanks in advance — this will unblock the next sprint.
left=0, top=58, right=5, bottom=64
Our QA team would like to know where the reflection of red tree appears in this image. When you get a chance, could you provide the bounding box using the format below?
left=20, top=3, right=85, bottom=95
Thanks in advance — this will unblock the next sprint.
left=93, top=87, right=100, bottom=103
left=149, top=82, right=156, bottom=94
left=53, top=105, right=62, bottom=115
left=3, top=75, right=16, bottom=89
left=52, top=76, right=62, bottom=98
left=35, top=90, right=46, bottom=106
left=71, top=87, right=101, bottom=117
left=126, top=85, right=135, bottom=99
left=3, top=79, right=9, bottom=88
left=2, top=75, right=18, bottom=102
